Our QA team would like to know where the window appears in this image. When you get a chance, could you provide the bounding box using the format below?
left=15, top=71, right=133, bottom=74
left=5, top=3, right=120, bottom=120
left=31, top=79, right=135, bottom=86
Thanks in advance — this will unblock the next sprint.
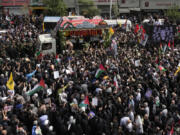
left=42, top=43, right=52, bottom=50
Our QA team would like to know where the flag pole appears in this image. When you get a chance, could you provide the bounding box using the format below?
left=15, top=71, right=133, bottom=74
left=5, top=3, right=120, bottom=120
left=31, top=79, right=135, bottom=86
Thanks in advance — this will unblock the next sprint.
left=110, top=0, right=113, bottom=19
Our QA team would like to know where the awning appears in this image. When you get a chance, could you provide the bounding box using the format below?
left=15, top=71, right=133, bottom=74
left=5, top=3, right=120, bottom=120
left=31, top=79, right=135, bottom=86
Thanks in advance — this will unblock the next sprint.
left=31, top=7, right=46, bottom=10
left=119, top=8, right=130, bottom=13
left=129, top=8, right=141, bottom=11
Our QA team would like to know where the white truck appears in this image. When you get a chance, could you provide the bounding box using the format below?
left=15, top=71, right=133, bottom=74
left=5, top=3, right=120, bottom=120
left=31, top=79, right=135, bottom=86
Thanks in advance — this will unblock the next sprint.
left=37, top=34, right=57, bottom=55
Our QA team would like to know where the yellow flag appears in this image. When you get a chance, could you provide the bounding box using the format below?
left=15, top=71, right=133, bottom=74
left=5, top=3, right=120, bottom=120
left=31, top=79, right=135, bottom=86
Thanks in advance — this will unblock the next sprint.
left=103, top=76, right=109, bottom=80
left=174, top=66, right=180, bottom=76
left=58, top=84, right=69, bottom=94
left=109, top=27, right=114, bottom=35
left=6, top=72, right=14, bottom=90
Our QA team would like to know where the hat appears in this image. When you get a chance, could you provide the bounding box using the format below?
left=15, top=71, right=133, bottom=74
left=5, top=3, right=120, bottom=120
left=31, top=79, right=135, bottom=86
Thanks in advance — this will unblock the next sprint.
left=33, top=120, right=38, bottom=125
left=49, top=126, right=53, bottom=131
left=162, top=105, right=166, bottom=109
left=34, top=93, right=38, bottom=97
left=44, top=120, right=49, bottom=126
left=137, top=89, right=141, bottom=92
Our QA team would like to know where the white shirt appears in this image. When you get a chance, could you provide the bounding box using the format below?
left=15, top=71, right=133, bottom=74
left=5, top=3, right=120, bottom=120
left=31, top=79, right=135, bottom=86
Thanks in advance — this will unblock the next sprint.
left=136, top=92, right=141, bottom=101
left=120, top=117, right=130, bottom=126
left=145, top=106, right=150, bottom=117
left=129, top=111, right=134, bottom=122
left=135, top=116, right=144, bottom=134
left=126, top=122, right=133, bottom=132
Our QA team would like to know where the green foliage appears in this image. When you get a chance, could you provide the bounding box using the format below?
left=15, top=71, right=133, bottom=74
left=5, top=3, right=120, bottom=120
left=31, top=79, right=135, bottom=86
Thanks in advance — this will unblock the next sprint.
left=166, top=6, right=180, bottom=22
left=112, top=4, right=119, bottom=18
left=43, top=0, right=67, bottom=16
left=58, top=31, right=66, bottom=50
left=102, top=29, right=112, bottom=48
left=78, top=0, right=100, bottom=17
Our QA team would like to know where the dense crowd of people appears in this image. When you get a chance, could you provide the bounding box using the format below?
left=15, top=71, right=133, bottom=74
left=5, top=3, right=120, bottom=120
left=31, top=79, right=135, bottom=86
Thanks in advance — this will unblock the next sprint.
left=0, top=15, right=43, bottom=58
left=0, top=14, right=180, bottom=135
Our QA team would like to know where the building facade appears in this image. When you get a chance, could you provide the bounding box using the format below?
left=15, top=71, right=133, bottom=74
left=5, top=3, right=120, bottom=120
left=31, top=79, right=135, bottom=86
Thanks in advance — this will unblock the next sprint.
left=0, top=0, right=180, bottom=15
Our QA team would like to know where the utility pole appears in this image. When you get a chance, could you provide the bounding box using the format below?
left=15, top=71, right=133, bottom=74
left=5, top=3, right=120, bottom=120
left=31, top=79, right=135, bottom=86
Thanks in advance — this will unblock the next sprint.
left=75, top=0, right=79, bottom=15
left=110, top=0, right=113, bottom=19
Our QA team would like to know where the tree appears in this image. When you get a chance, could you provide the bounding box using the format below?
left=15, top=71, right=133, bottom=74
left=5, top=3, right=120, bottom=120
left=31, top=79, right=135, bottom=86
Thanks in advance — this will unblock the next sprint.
left=78, top=0, right=100, bottom=17
left=43, top=0, right=67, bottom=16
left=112, top=4, right=119, bottom=18
left=166, top=6, right=180, bottom=23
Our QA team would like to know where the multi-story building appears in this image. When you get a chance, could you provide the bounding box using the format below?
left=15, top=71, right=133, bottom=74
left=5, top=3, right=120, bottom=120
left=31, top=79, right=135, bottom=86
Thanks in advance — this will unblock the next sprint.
left=0, top=0, right=180, bottom=15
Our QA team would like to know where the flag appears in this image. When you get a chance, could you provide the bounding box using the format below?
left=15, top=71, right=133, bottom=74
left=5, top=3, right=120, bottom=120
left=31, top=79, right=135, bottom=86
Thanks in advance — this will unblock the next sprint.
left=6, top=72, right=14, bottom=90
left=55, top=54, right=60, bottom=64
left=58, top=84, right=69, bottom=94
left=174, top=66, right=180, bottom=76
left=134, top=24, right=140, bottom=34
left=168, top=40, right=171, bottom=49
left=26, top=78, right=45, bottom=96
left=113, top=76, right=118, bottom=89
left=170, top=125, right=174, bottom=135
left=109, top=27, right=114, bottom=35
left=159, top=66, right=166, bottom=72
left=160, top=43, right=163, bottom=50
left=26, top=70, right=36, bottom=82
left=141, top=27, right=146, bottom=40
left=84, top=96, right=90, bottom=105
left=95, top=64, right=106, bottom=78
left=36, top=51, right=43, bottom=60
left=172, top=40, right=174, bottom=50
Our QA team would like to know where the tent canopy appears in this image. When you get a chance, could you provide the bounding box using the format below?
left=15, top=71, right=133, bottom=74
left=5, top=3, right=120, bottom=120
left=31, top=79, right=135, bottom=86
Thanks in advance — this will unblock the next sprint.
left=44, top=16, right=61, bottom=23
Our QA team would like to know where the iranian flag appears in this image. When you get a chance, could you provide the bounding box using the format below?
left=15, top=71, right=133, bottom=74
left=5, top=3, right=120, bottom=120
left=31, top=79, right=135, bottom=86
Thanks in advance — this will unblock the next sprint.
left=26, top=78, right=45, bottom=96
left=159, top=66, right=166, bottom=72
left=113, top=76, right=118, bottom=89
left=95, top=64, right=106, bottom=78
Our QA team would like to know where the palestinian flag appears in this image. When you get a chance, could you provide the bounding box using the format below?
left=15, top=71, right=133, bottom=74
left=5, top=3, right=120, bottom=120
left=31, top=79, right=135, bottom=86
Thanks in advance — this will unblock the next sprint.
left=55, top=54, right=60, bottom=64
left=113, top=76, right=118, bottom=89
left=84, top=96, right=90, bottom=105
left=170, top=125, right=174, bottom=135
left=95, top=64, right=106, bottom=78
left=168, top=40, right=171, bottom=49
left=26, top=78, right=45, bottom=96
left=159, top=66, right=166, bottom=72
left=134, top=24, right=139, bottom=34
left=36, top=51, right=43, bottom=60
left=79, top=96, right=90, bottom=108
